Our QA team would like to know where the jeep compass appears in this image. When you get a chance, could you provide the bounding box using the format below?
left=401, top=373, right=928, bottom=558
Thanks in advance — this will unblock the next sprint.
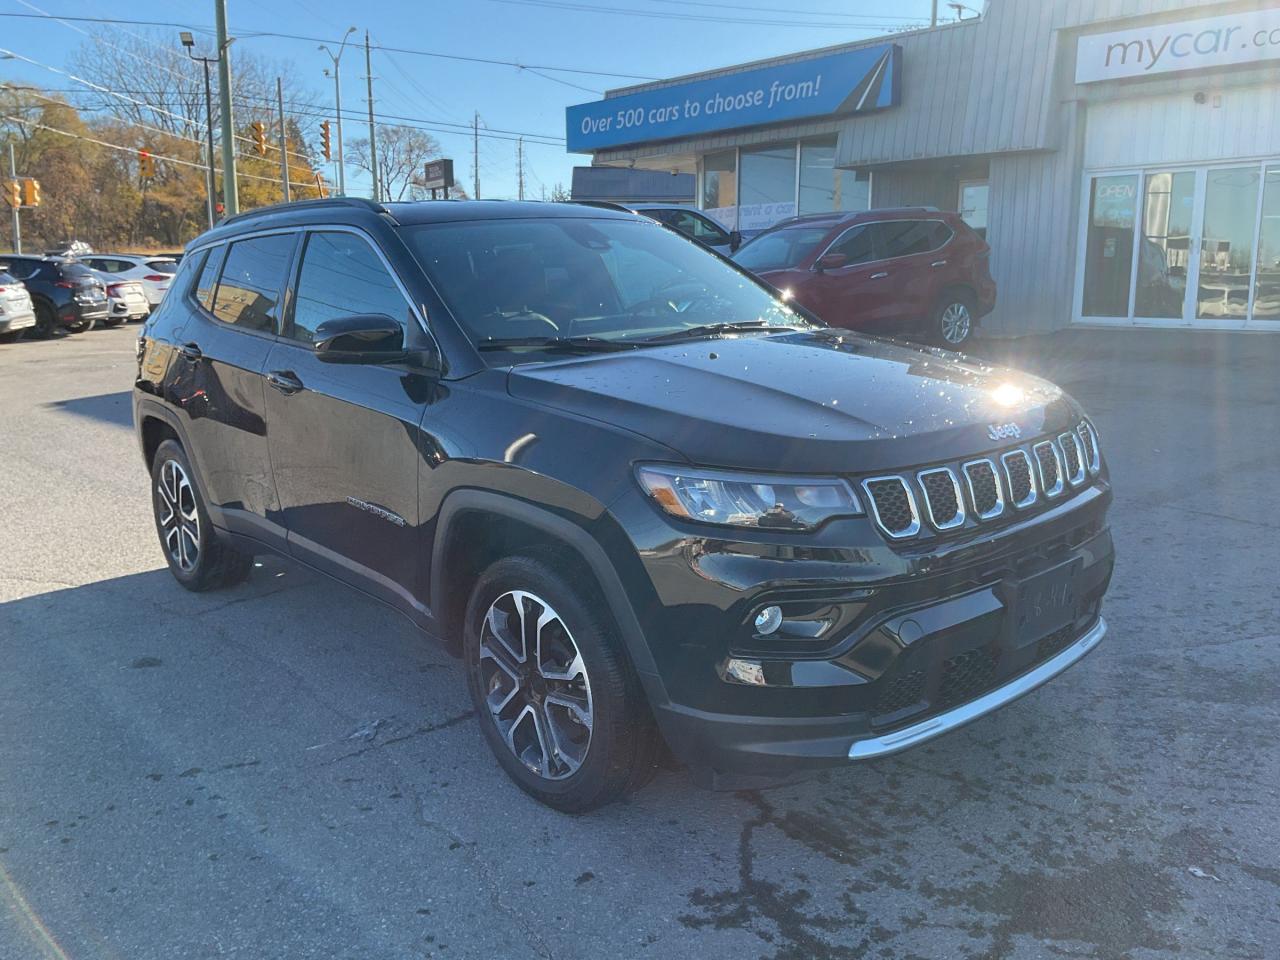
left=133, top=198, right=1113, bottom=811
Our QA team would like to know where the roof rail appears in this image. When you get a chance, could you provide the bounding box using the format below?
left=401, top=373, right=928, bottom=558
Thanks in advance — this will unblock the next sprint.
left=221, top=196, right=388, bottom=226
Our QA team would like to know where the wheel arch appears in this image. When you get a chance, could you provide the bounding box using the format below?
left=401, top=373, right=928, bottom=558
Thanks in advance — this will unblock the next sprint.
left=430, top=489, right=669, bottom=709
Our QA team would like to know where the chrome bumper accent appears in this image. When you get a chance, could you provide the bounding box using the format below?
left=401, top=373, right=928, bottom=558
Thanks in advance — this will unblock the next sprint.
left=848, top=616, right=1107, bottom=760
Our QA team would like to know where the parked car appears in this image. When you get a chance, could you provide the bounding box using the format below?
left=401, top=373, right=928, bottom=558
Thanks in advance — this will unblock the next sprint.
left=44, top=240, right=93, bottom=258
left=134, top=198, right=1112, bottom=811
left=574, top=201, right=742, bottom=255
left=96, top=276, right=151, bottom=325
left=732, top=208, right=996, bottom=347
left=0, top=269, right=37, bottom=342
left=79, top=254, right=177, bottom=307
left=0, top=256, right=109, bottom=336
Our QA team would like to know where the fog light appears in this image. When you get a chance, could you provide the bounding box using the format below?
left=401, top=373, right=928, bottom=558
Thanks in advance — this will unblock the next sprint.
left=754, top=605, right=783, bottom=636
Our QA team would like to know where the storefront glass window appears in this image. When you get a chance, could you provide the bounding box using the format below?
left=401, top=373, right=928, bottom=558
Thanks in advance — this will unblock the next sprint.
left=1135, top=171, right=1194, bottom=318
left=739, top=143, right=796, bottom=232
left=1082, top=175, right=1138, bottom=318
left=702, top=151, right=737, bottom=231
left=1251, top=166, right=1280, bottom=322
left=799, top=138, right=869, bottom=216
left=1197, top=166, right=1259, bottom=320
left=959, top=181, right=989, bottom=238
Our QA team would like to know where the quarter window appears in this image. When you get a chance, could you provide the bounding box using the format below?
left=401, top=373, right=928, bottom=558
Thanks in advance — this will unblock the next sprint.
left=193, top=245, right=224, bottom=312
left=875, top=220, right=950, bottom=259
left=289, top=231, right=414, bottom=344
left=211, top=233, right=294, bottom=332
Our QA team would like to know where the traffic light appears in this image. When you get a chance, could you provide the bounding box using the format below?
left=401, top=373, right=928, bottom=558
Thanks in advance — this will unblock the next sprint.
left=252, top=121, right=267, bottom=156
left=320, top=120, right=332, bottom=161
left=21, top=178, right=40, bottom=206
left=4, top=179, right=19, bottom=208
left=138, top=149, right=155, bottom=179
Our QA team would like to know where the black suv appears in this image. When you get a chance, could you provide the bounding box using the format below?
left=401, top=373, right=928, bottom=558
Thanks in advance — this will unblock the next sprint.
left=1, top=255, right=109, bottom=336
left=133, top=199, right=1113, bottom=811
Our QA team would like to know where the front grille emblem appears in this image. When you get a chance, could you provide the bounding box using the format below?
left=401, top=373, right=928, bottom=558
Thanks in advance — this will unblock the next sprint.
left=987, top=421, right=1021, bottom=441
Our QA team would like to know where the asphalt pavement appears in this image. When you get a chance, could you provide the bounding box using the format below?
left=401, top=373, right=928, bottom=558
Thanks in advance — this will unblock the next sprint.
left=1, top=325, right=1277, bottom=960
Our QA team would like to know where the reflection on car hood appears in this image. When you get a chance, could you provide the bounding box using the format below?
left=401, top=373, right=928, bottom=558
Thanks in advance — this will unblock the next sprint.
left=506, top=331, right=1078, bottom=474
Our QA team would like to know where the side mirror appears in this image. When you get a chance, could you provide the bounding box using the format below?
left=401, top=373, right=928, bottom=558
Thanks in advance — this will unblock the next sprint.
left=314, top=314, right=405, bottom=363
left=814, top=252, right=848, bottom=273
left=728, top=230, right=742, bottom=252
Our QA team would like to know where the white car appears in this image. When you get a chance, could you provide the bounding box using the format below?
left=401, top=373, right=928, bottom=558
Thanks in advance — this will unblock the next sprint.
left=79, top=254, right=177, bottom=307
left=0, top=269, right=37, bottom=341
left=93, top=275, right=150, bottom=325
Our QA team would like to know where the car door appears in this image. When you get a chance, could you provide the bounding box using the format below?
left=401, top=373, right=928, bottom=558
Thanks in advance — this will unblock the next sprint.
left=171, top=232, right=296, bottom=548
left=261, top=228, right=427, bottom=615
left=799, top=223, right=891, bottom=328
left=870, top=220, right=953, bottom=326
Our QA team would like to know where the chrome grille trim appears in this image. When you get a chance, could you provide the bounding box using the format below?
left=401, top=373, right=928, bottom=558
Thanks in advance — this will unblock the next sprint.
left=916, top=467, right=966, bottom=531
left=1077, top=420, right=1101, bottom=475
left=962, top=458, right=1005, bottom=520
left=861, top=476, right=921, bottom=539
left=1033, top=440, right=1065, bottom=498
left=1000, top=450, right=1038, bottom=509
left=1058, top=431, right=1087, bottom=487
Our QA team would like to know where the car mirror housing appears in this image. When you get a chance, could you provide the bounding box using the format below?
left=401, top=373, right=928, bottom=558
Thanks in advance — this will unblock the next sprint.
left=814, top=252, right=848, bottom=272
left=313, top=313, right=406, bottom=364
left=728, top=230, right=742, bottom=252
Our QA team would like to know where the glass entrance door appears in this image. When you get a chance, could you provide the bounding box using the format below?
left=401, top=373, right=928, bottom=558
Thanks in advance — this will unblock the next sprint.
left=1079, top=160, right=1280, bottom=329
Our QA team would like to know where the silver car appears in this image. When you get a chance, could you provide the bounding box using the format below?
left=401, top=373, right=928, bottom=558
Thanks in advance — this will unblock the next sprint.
left=0, top=270, right=37, bottom=342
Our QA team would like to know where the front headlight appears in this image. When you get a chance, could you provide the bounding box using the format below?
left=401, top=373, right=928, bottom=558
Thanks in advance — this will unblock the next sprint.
left=636, top=464, right=862, bottom=531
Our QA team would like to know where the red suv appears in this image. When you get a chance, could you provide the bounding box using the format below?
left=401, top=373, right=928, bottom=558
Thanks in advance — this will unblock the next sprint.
left=731, top=208, right=996, bottom=347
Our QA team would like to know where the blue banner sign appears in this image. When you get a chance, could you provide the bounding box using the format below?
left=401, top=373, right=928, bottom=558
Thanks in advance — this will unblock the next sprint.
left=566, top=44, right=900, bottom=152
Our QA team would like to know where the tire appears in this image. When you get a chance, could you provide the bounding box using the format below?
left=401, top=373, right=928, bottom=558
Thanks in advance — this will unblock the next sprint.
left=463, top=555, right=662, bottom=812
left=0, top=330, right=23, bottom=344
left=150, top=439, right=253, bottom=591
left=32, top=301, right=58, bottom=339
left=932, top=292, right=975, bottom=348
left=67, top=315, right=96, bottom=333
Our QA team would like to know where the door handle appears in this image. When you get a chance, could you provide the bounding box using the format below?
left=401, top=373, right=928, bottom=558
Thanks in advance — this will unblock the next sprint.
left=265, top=370, right=304, bottom=395
left=180, top=341, right=203, bottom=361
left=931, top=260, right=948, bottom=267
left=870, top=271, right=889, bottom=280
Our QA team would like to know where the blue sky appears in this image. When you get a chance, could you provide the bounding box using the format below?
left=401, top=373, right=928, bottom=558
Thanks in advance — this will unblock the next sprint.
left=3, top=0, right=945, bottom=199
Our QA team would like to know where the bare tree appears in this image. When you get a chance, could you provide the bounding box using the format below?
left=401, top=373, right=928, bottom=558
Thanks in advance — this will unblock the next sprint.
left=349, top=125, right=450, bottom=202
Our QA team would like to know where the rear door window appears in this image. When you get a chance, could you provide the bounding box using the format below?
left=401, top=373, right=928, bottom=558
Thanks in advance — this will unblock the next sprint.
left=210, top=234, right=295, bottom=332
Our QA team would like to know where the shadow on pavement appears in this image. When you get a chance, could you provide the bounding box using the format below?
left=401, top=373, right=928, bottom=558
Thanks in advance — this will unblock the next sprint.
left=44, top=390, right=134, bottom=428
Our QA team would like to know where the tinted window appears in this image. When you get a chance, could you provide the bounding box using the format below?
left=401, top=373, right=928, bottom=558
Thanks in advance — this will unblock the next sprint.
left=2, top=259, right=38, bottom=279
left=671, top=211, right=729, bottom=243
left=145, top=260, right=177, bottom=274
left=829, top=224, right=877, bottom=264
left=290, top=231, right=413, bottom=344
left=193, top=246, right=223, bottom=311
left=211, top=234, right=293, bottom=331
left=875, top=220, right=950, bottom=259
left=732, top=226, right=832, bottom=271
left=0, top=271, right=16, bottom=285
left=58, top=263, right=94, bottom=279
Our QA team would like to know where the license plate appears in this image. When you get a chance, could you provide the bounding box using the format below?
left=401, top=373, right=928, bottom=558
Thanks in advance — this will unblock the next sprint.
left=1011, top=559, right=1080, bottom=647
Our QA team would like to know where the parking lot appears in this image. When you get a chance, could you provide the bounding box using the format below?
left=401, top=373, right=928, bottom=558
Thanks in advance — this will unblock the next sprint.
left=1, top=325, right=1277, bottom=960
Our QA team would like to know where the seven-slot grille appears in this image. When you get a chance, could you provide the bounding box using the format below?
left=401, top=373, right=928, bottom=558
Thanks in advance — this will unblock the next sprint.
left=862, top=477, right=920, bottom=538
left=916, top=467, right=965, bottom=530
left=1033, top=441, right=1064, bottom=498
left=861, top=421, right=1099, bottom=539
left=963, top=459, right=1004, bottom=519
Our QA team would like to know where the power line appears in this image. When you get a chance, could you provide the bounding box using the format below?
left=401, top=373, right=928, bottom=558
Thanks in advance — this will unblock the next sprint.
left=0, top=12, right=658, bottom=80
left=634, top=0, right=929, bottom=21
left=483, top=0, right=917, bottom=29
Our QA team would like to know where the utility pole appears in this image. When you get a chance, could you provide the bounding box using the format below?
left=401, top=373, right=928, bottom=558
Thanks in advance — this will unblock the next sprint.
left=931, top=0, right=938, bottom=26
left=320, top=27, right=355, bottom=197
left=8, top=142, right=20, bottom=254
left=276, top=77, right=291, bottom=202
left=517, top=137, right=524, bottom=201
left=364, top=31, right=379, bottom=202
left=473, top=112, right=480, bottom=200
left=214, top=0, right=238, bottom=215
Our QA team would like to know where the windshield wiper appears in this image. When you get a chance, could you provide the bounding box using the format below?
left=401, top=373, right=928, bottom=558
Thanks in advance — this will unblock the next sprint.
left=475, top=335, right=635, bottom=353
left=639, top=321, right=799, bottom=344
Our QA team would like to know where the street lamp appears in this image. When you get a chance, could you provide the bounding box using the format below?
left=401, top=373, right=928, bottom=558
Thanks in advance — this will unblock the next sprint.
left=181, top=31, right=219, bottom=228
left=319, top=27, right=357, bottom=197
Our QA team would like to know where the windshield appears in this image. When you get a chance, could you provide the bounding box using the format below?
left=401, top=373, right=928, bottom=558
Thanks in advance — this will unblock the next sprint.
left=732, top=225, right=833, bottom=272
left=402, top=216, right=813, bottom=349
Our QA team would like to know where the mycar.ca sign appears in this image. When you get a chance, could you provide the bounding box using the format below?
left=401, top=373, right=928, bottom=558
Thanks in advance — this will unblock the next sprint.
left=1076, top=8, right=1280, bottom=84
left=566, top=44, right=900, bottom=152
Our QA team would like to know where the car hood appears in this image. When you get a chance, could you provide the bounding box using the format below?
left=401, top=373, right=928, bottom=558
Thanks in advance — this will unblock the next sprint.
left=506, top=331, right=1079, bottom=474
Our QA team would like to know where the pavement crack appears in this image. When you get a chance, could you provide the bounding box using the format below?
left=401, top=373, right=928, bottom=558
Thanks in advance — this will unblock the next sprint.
left=410, top=788, right=553, bottom=960
left=323, top=711, right=475, bottom=765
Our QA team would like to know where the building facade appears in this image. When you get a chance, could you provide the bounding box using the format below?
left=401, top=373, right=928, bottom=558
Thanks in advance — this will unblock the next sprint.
left=566, top=0, right=1280, bottom=335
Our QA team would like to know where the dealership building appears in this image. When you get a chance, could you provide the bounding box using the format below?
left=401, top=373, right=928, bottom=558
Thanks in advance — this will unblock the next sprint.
left=566, top=0, right=1280, bottom=335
